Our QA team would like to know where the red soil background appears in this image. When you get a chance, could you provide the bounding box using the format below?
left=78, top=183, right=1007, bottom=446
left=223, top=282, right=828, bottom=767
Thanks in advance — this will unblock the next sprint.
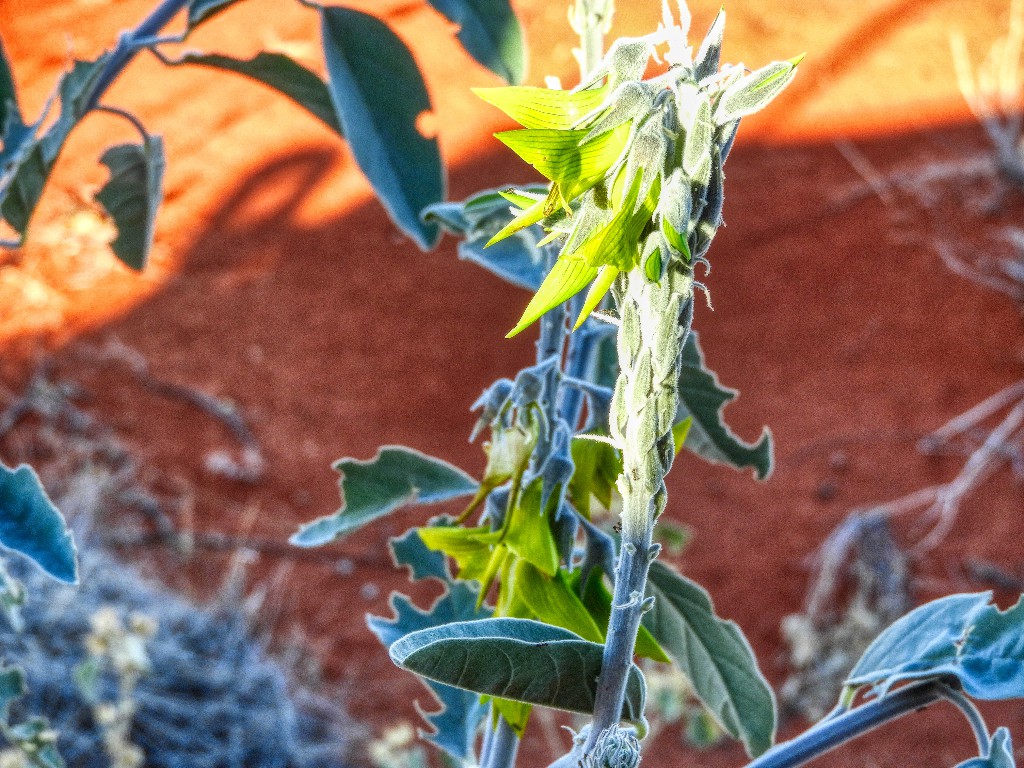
left=1, top=0, right=1023, bottom=766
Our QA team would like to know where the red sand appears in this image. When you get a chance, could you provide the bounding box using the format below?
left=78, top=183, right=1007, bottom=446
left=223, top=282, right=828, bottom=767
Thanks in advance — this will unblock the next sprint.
left=1, top=1, right=1023, bottom=765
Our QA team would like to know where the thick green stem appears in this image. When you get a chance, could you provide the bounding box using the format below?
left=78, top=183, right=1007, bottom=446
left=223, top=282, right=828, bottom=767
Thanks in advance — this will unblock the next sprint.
left=585, top=265, right=693, bottom=752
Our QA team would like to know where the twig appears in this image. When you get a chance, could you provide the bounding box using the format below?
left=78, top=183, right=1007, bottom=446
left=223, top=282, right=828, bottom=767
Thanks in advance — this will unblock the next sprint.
left=833, top=139, right=896, bottom=207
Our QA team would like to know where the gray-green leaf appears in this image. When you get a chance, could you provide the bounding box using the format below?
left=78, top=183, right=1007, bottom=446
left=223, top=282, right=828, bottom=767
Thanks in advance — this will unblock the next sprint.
left=291, top=446, right=477, bottom=547
left=1, top=56, right=108, bottom=240
left=95, top=135, right=165, bottom=270
left=677, top=331, right=772, bottom=479
left=422, top=186, right=548, bottom=290
left=642, top=561, right=775, bottom=757
left=426, top=0, right=525, bottom=85
left=161, top=52, right=342, bottom=135
left=846, top=592, right=1024, bottom=701
left=390, top=618, right=647, bottom=727
left=320, top=7, right=444, bottom=249
left=186, top=0, right=246, bottom=28
left=0, top=34, right=22, bottom=135
left=0, top=464, right=77, bottom=584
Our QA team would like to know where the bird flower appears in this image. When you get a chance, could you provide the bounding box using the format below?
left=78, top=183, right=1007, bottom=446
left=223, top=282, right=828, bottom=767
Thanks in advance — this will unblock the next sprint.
left=477, top=8, right=802, bottom=338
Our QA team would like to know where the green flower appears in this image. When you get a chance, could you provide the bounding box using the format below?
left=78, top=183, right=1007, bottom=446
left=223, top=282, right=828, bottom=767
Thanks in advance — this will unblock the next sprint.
left=479, top=13, right=802, bottom=338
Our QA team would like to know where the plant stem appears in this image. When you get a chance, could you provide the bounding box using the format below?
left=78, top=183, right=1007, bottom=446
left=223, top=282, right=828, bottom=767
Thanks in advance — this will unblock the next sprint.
left=83, top=0, right=193, bottom=113
left=488, top=717, right=521, bottom=768
left=586, top=265, right=693, bottom=752
left=936, top=682, right=991, bottom=755
left=742, top=680, right=999, bottom=768
left=570, top=0, right=614, bottom=77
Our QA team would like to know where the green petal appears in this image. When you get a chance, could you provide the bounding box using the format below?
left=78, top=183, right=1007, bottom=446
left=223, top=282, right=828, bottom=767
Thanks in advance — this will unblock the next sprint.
left=485, top=195, right=547, bottom=246
left=573, top=265, right=619, bottom=329
left=507, top=258, right=598, bottom=338
left=494, top=123, right=630, bottom=200
left=474, top=85, right=608, bottom=129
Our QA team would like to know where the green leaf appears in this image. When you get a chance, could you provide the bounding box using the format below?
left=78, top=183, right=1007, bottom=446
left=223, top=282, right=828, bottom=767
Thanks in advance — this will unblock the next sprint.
left=186, top=0, right=245, bottom=28
left=957, top=728, right=1015, bottom=768
left=495, top=122, right=629, bottom=201
left=568, top=434, right=621, bottom=517
left=427, top=0, right=525, bottom=84
left=390, top=617, right=648, bottom=727
left=291, top=446, right=477, bottom=546
left=162, top=52, right=342, bottom=135
left=418, top=525, right=500, bottom=583
left=714, top=57, right=801, bottom=125
left=507, top=257, right=597, bottom=338
left=678, top=331, right=773, bottom=480
left=574, top=265, right=619, bottom=329
left=642, top=561, right=776, bottom=757
left=95, top=136, right=165, bottom=271
left=475, top=85, right=607, bottom=129
left=320, top=7, right=443, bottom=249
left=576, top=569, right=670, bottom=663
left=1, top=56, right=108, bottom=240
left=513, top=560, right=603, bottom=642
left=845, top=592, right=1024, bottom=701
left=566, top=171, right=659, bottom=272
left=488, top=696, right=532, bottom=735
left=503, top=478, right=560, bottom=576
left=0, top=464, right=76, bottom=584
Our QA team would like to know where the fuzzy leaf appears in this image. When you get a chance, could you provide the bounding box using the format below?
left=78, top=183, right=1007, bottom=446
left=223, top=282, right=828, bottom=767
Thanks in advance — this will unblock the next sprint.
left=475, top=85, right=607, bottom=129
left=0, top=464, right=77, bottom=584
left=186, top=0, right=245, bottom=27
left=163, top=51, right=341, bottom=135
left=291, top=447, right=477, bottom=546
left=427, top=0, right=525, bottom=84
left=642, top=561, right=775, bottom=757
left=677, top=331, right=773, bottom=480
left=846, top=592, right=1024, bottom=701
left=714, top=57, right=801, bottom=124
left=389, top=527, right=451, bottom=583
left=390, top=617, right=647, bottom=726
left=95, top=136, right=165, bottom=271
left=423, top=187, right=548, bottom=290
left=368, top=580, right=488, bottom=761
left=507, top=258, right=597, bottom=338
left=320, top=7, right=443, bottom=248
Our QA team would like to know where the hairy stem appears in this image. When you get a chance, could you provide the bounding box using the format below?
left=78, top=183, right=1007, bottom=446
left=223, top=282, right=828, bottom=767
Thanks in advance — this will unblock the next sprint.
left=83, top=0, right=193, bottom=112
left=586, top=264, right=693, bottom=751
left=570, top=0, right=614, bottom=77
left=743, top=680, right=973, bottom=768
